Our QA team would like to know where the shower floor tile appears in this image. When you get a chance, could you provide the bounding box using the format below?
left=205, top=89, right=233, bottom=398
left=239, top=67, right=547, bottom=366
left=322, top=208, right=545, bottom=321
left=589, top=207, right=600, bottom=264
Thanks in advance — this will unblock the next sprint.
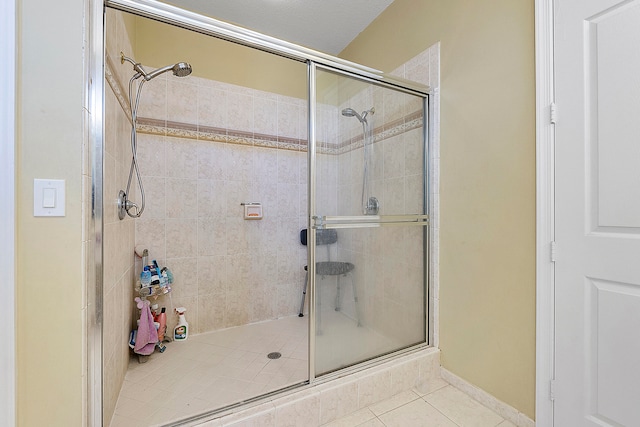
left=112, top=315, right=512, bottom=427
left=110, top=312, right=400, bottom=426
left=111, top=315, right=309, bottom=426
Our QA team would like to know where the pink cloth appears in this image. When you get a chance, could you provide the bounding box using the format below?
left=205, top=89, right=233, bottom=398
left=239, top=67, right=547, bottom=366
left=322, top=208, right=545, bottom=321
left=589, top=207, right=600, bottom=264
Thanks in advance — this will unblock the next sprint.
left=134, top=298, right=158, bottom=355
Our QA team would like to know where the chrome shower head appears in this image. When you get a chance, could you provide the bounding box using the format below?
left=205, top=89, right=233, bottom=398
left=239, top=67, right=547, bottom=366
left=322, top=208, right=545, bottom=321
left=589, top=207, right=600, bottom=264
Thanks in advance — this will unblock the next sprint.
left=342, top=108, right=365, bottom=123
left=120, top=52, right=192, bottom=81
left=171, top=62, right=192, bottom=77
left=341, top=107, right=374, bottom=124
left=145, top=61, right=192, bottom=80
left=341, top=107, right=358, bottom=117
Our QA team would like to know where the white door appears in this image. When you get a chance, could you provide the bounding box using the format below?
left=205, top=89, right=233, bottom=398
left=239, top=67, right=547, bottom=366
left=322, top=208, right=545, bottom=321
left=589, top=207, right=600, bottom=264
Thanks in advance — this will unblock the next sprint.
left=555, top=0, right=640, bottom=425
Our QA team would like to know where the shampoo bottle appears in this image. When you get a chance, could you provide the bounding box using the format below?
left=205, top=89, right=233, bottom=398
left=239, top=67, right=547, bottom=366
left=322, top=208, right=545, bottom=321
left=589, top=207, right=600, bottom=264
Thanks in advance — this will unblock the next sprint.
left=140, top=267, right=152, bottom=287
left=174, top=307, right=189, bottom=341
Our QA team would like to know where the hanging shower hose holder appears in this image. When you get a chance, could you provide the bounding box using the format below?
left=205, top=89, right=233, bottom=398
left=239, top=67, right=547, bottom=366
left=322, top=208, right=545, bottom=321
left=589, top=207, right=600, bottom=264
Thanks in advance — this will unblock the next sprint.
left=117, top=190, right=140, bottom=220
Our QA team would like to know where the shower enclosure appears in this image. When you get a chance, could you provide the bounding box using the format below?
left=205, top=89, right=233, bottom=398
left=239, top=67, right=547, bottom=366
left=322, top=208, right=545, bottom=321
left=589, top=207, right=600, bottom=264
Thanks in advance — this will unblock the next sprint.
left=311, top=66, right=428, bottom=377
left=98, top=1, right=430, bottom=425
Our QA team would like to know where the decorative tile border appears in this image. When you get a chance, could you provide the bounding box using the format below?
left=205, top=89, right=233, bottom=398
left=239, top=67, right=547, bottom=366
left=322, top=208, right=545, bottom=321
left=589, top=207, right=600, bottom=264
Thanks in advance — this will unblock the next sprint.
left=106, top=56, right=424, bottom=155
left=136, top=117, right=308, bottom=152
left=337, top=109, right=424, bottom=154
left=135, top=111, right=423, bottom=155
left=105, top=53, right=132, bottom=123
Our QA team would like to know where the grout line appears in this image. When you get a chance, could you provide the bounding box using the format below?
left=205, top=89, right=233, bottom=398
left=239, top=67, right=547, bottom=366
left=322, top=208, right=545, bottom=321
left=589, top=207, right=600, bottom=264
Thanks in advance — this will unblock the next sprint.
left=420, top=395, right=463, bottom=427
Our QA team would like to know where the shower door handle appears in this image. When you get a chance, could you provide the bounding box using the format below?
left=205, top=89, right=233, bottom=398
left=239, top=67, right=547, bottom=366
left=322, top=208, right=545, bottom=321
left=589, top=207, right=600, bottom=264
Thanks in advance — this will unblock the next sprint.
left=312, top=214, right=429, bottom=229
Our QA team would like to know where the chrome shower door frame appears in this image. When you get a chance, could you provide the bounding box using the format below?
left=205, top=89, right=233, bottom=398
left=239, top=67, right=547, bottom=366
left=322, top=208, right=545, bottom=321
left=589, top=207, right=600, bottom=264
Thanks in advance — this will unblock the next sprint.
left=93, top=0, right=432, bottom=423
left=88, top=0, right=105, bottom=425
left=307, top=62, right=430, bottom=379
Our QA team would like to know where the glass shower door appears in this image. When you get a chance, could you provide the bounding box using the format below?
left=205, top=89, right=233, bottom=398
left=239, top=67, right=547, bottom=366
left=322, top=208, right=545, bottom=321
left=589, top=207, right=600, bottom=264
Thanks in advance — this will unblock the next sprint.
left=310, top=64, right=429, bottom=376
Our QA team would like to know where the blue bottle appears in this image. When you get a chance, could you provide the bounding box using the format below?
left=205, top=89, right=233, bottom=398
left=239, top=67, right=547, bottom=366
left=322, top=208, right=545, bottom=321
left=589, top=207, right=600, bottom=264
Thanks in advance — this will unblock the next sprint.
left=140, top=266, right=152, bottom=287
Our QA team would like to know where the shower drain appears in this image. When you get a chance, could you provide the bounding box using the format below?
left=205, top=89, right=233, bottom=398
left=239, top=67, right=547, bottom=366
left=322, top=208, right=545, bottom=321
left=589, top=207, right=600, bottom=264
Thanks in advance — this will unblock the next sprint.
left=267, top=352, right=282, bottom=360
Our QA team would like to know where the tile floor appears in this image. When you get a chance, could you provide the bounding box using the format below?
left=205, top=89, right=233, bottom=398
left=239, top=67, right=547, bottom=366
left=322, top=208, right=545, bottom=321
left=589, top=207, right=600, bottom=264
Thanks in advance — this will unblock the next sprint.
left=111, top=314, right=511, bottom=427
left=110, top=316, right=308, bottom=426
left=323, top=381, right=515, bottom=427
left=110, top=311, right=397, bottom=426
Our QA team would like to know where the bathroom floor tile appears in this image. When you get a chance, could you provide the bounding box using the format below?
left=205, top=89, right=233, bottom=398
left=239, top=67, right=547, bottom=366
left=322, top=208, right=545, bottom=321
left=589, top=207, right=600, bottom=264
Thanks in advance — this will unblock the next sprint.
left=423, top=386, right=504, bottom=427
left=368, top=389, right=420, bottom=416
left=112, top=315, right=309, bottom=426
left=321, top=408, right=377, bottom=427
left=413, top=377, right=449, bottom=396
left=356, top=418, right=386, bottom=427
left=377, top=399, right=457, bottom=427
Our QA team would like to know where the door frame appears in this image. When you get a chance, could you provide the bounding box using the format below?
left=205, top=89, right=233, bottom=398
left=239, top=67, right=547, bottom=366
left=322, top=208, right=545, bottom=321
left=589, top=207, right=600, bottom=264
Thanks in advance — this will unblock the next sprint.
left=535, top=0, right=556, bottom=425
left=0, top=0, right=16, bottom=425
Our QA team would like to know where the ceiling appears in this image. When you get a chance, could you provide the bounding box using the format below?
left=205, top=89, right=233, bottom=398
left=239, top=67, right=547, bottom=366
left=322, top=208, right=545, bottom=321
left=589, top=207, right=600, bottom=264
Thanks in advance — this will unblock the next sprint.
left=160, top=0, right=394, bottom=55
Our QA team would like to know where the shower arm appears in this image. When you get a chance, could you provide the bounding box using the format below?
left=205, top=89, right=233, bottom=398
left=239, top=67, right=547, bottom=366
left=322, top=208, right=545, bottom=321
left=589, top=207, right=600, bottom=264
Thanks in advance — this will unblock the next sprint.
left=121, top=53, right=146, bottom=79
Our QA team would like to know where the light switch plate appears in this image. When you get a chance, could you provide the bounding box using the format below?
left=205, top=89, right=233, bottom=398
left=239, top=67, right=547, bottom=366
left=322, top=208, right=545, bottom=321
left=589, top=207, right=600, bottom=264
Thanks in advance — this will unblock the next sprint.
left=34, top=179, right=65, bottom=217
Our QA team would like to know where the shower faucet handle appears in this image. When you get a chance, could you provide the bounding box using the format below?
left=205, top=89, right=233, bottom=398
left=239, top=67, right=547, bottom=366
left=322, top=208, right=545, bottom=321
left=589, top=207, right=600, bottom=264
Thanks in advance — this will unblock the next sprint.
left=365, top=196, right=379, bottom=215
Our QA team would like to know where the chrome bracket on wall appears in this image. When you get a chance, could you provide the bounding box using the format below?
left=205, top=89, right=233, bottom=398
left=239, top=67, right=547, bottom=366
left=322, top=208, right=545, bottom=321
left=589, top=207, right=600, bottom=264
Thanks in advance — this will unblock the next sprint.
left=312, top=214, right=429, bottom=229
left=117, top=190, right=127, bottom=220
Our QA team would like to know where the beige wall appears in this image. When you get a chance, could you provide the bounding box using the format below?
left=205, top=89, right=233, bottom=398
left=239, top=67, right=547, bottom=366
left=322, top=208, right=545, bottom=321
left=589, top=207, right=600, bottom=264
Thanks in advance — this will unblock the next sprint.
left=133, top=14, right=307, bottom=99
left=341, top=0, right=536, bottom=418
left=16, top=0, right=86, bottom=424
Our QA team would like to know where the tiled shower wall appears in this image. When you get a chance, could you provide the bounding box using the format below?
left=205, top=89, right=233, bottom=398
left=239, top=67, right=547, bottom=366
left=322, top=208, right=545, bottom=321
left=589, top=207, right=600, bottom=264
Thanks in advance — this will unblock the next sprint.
left=103, top=8, right=137, bottom=426
left=131, top=73, right=310, bottom=336
left=126, top=47, right=438, bottom=345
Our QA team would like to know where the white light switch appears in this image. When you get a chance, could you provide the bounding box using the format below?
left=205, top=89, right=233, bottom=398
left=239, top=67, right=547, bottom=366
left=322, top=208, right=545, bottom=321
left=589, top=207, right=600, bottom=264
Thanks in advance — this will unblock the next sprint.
left=43, top=188, right=56, bottom=208
left=34, top=179, right=65, bottom=217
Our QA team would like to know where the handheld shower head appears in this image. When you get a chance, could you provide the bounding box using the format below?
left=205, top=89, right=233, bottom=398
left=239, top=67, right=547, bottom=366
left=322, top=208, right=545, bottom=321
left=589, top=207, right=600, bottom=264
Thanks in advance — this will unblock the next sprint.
left=120, top=52, right=192, bottom=81
left=172, top=62, right=192, bottom=77
left=342, top=108, right=365, bottom=123
left=341, top=107, right=375, bottom=124
left=145, top=62, right=192, bottom=81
